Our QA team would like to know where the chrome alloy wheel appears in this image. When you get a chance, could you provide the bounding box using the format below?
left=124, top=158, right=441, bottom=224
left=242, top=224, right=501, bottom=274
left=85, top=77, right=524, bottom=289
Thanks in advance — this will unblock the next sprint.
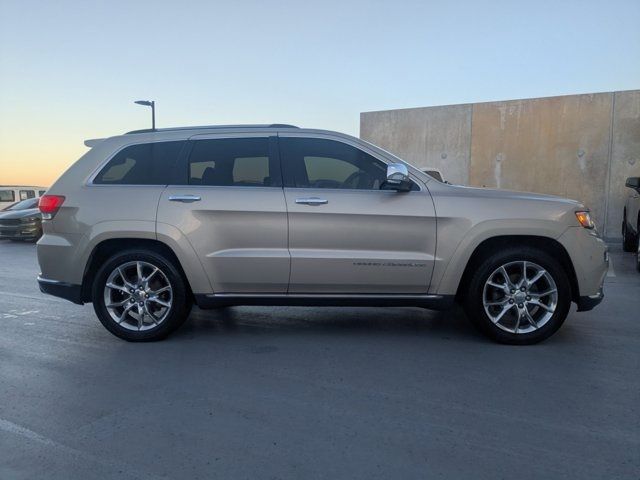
left=103, top=261, right=173, bottom=331
left=482, top=261, right=558, bottom=334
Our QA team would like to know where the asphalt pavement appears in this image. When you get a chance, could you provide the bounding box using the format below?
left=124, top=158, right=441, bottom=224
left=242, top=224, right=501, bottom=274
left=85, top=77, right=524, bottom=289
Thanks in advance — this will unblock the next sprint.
left=0, top=239, right=638, bottom=479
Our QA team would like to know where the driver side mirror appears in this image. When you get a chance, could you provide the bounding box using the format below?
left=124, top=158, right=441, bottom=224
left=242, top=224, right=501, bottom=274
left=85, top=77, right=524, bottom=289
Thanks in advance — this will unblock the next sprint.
left=382, top=163, right=412, bottom=192
left=625, top=177, right=640, bottom=190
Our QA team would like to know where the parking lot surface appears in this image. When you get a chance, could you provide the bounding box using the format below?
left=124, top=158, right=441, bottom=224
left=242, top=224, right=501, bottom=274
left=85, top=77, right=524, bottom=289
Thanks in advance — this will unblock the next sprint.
left=0, top=240, right=638, bottom=479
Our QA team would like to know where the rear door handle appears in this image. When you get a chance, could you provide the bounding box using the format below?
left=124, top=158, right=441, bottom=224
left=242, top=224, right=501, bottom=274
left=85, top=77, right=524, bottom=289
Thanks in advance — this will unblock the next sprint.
left=169, top=195, right=201, bottom=203
left=295, top=197, right=328, bottom=205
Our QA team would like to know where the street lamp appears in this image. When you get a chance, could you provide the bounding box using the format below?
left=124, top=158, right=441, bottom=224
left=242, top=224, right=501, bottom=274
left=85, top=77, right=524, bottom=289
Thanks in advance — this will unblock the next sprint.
left=134, top=100, right=155, bottom=130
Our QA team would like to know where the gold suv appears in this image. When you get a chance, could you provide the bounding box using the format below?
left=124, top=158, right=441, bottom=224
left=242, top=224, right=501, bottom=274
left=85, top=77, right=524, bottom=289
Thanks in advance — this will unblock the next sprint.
left=36, top=125, right=608, bottom=344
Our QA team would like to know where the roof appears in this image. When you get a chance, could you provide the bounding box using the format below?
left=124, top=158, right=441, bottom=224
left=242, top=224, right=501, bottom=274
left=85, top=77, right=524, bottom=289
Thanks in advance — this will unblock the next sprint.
left=125, top=124, right=299, bottom=134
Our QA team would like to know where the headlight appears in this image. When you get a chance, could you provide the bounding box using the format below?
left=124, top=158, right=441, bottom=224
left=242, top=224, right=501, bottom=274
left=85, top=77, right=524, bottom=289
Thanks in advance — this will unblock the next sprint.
left=575, top=211, right=595, bottom=229
left=21, top=216, right=40, bottom=223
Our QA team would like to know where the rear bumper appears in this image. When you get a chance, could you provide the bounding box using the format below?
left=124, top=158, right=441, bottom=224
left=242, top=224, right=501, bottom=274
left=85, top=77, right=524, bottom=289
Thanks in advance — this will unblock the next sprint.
left=576, top=289, right=604, bottom=312
left=37, top=275, right=83, bottom=305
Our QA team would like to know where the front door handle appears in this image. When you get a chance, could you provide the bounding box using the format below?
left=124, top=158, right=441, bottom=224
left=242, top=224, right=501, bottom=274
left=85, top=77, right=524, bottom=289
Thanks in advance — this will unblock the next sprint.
left=295, top=197, right=328, bottom=205
left=169, top=195, right=201, bottom=203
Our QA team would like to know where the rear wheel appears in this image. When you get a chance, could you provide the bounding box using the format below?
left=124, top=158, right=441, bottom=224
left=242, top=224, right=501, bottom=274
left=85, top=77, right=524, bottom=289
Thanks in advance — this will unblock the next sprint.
left=463, top=248, right=571, bottom=345
left=92, top=250, right=192, bottom=341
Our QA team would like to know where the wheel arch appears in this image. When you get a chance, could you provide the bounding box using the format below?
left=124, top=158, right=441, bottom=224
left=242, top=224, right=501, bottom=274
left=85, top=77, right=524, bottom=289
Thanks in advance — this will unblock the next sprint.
left=454, top=235, right=579, bottom=304
left=81, top=238, right=193, bottom=303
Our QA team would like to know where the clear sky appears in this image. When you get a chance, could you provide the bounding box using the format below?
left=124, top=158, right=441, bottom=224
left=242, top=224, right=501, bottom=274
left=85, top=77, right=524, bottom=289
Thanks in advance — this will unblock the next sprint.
left=1, top=0, right=639, bottom=186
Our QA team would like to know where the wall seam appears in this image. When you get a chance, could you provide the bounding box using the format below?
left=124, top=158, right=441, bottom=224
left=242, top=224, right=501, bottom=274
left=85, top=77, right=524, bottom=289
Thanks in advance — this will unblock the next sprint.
left=603, top=92, right=616, bottom=238
left=468, top=103, right=474, bottom=185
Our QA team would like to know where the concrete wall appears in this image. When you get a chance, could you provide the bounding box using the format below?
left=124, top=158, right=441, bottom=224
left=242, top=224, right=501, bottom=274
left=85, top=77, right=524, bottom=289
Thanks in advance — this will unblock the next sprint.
left=360, top=90, right=640, bottom=238
left=360, top=105, right=472, bottom=185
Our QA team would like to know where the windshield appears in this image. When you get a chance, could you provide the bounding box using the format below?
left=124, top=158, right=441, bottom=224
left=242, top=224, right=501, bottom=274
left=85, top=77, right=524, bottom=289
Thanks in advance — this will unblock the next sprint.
left=4, top=198, right=39, bottom=211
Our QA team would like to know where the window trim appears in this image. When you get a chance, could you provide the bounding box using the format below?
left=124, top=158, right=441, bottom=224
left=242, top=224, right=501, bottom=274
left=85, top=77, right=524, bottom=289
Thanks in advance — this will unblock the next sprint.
left=276, top=133, right=422, bottom=192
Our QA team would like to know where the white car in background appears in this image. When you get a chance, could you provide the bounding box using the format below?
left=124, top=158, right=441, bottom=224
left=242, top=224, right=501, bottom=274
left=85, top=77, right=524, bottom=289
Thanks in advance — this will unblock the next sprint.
left=622, top=176, right=640, bottom=271
left=0, top=186, right=47, bottom=210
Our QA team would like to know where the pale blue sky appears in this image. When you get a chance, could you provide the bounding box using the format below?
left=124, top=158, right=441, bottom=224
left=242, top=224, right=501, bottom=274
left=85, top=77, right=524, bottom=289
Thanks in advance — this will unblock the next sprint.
left=0, top=0, right=639, bottom=184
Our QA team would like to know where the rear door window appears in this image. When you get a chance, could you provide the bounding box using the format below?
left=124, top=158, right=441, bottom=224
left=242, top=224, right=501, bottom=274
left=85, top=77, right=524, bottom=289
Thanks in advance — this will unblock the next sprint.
left=93, top=141, right=185, bottom=185
left=188, top=137, right=280, bottom=187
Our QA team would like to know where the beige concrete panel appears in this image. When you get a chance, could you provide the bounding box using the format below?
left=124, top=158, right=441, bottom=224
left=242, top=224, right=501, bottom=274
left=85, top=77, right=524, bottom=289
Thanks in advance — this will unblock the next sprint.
left=606, top=90, right=640, bottom=237
left=469, top=93, right=613, bottom=232
left=360, top=105, right=472, bottom=184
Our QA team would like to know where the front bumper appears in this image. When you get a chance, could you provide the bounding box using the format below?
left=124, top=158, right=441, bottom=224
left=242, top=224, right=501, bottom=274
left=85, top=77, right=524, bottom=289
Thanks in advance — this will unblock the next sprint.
left=557, top=227, right=608, bottom=306
left=576, top=288, right=604, bottom=312
left=37, top=275, right=83, bottom=304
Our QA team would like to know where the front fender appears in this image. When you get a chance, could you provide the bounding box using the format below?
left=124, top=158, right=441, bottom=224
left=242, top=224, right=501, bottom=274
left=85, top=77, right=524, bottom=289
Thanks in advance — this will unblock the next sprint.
left=430, top=219, right=568, bottom=295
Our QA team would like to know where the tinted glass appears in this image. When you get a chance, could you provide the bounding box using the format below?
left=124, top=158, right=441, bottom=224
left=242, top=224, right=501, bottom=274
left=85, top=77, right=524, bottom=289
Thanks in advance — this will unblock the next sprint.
left=189, top=137, right=277, bottom=187
left=94, top=141, right=185, bottom=185
left=279, top=138, right=388, bottom=190
left=39, top=190, right=46, bottom=196
left=7, top=198, right=39, bottom=210
left=0, top=190, right=15, bottom=202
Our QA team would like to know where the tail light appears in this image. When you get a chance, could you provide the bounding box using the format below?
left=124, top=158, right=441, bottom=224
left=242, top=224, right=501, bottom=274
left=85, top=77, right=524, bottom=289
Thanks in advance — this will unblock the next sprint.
left=39, top=195, right=65, bottom=219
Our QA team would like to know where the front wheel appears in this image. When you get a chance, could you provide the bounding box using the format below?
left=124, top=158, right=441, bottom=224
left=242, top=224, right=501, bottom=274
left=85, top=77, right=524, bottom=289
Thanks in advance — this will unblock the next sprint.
left=463, top=248, right=571, bottom=345
left=92, top=250, right=192, bottom=341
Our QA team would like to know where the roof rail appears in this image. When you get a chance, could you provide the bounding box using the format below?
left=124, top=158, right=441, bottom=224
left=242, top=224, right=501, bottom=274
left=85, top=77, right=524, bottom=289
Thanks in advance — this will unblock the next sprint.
left=125, top=124, right=299, bottom=134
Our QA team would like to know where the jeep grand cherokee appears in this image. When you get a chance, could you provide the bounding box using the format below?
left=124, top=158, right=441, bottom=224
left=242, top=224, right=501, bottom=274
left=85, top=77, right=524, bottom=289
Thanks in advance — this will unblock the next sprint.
left=36, top=124, right=608, bottom=344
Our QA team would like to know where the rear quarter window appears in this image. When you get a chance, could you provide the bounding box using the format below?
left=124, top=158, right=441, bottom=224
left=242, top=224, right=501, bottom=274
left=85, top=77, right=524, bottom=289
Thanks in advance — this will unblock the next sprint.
left=93, top=141, right=185, bottom=185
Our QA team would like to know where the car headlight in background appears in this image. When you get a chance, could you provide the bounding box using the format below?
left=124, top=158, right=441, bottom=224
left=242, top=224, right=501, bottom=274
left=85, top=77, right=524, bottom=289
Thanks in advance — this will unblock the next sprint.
left=21, top=216, right=40, bottom=223
left=575, top=210, right=595, bottom=229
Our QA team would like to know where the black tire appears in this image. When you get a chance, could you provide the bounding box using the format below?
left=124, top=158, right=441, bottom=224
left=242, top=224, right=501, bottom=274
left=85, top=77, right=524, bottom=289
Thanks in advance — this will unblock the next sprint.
left=622, top=216, right=638, bottom=252
left=463, top=247, right=572, bottom=345
left=636, top=220, right=640, bottom=273
left=92, top=249, right=192, bottom=341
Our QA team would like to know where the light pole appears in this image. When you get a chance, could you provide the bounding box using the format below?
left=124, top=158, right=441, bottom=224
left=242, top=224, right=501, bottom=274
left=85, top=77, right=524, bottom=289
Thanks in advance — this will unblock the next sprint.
left=134, top=100, right=155, bottom=130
